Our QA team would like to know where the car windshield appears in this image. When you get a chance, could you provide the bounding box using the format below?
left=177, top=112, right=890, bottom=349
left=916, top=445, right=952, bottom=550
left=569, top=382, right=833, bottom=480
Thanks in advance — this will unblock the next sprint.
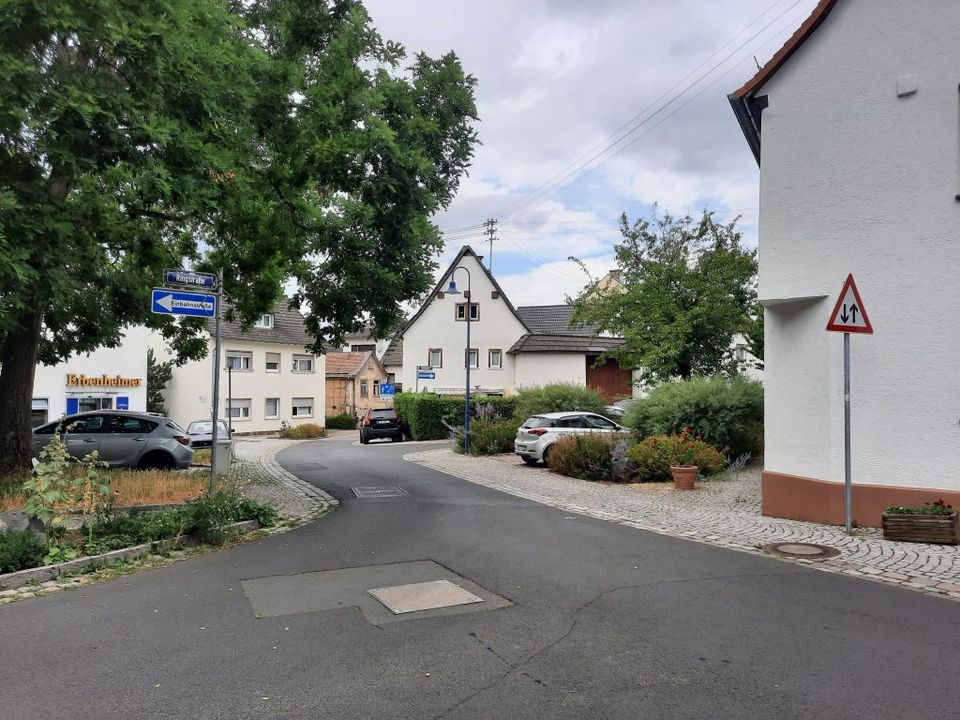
left=370, top=409, right=396, bottom=419
left=522, top=416, right=555, bottom=429
left=187, top=421, right=226, bottom=434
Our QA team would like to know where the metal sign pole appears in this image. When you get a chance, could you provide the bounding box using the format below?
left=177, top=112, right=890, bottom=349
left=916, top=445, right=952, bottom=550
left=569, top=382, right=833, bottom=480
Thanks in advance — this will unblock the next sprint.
left=209, top=269, right=223, bottom=489
left=844, top=331, right=852, bottom=534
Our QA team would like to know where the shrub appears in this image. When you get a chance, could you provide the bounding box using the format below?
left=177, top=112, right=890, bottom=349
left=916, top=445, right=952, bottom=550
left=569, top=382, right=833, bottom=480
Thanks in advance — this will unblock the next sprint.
left=280, top=423, right=328, bottom=439
left=455, top=418, right=522, bottom=455
left=394, top=394, right=516, bottom=440
left=0, top=529, right=47, bottom=573
left=624, top=376, right=763, bottom=457
left=626, top=434, right=727, bottom=482
left=325, top=413, right=356, bottom=430
left=547, top=434, right=620, bottom=482
left=513, top=383, right=607, bottom=420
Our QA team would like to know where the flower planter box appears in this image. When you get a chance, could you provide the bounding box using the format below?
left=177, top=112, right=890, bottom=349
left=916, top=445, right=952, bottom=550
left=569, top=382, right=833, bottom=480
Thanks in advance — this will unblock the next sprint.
left=670, top=465, right=697, bottom=491
left=881, top=511, right=959, bottom=545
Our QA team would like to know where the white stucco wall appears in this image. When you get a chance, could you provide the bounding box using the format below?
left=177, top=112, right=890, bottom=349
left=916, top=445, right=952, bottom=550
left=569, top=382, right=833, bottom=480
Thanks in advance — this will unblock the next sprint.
left=401, top=251, right=528, bottom=394
left=151, top=335, right=326, bottom=433
left=514, top=353, right=586, bottom=390
left=756, top=0, right=960, bottom=489
left=32, top=326, right=150, bottom=423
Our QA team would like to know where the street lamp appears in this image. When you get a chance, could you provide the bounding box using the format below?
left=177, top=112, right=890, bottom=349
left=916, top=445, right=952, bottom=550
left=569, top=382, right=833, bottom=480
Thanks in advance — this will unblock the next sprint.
left=446, top=266, right=472, bottom=451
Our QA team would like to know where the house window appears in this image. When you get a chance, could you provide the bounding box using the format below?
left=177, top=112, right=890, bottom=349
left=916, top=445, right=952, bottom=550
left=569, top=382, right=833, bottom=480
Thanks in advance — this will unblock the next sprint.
left=226, top=398, right=251, bottom=420
left=351, top=344, right=375, bottom=352
left=226, top=351, right=252, bottom=371
left=429, top=348, right=442, bottom=368
left=292, top=397, right=313, bottom=417
left=465, top=348, right=479, bottom=369
left=265, top=352, right=280, bottom=372
left=373, top=380, right=380, bottom=396
left=264, top=397, right=279, bottom=419
left=78, top=397, right=112, bottom=412
left=455, top=303, right=479, bottom=321
left=360, top=380, right=369, bottom=398
left=31, top=398, right=49, bottom=428
left=488, top=349, right=503, bottom=369
left=292, top=355, right=314, bottom=373
left=254, top=314, right=274, bottom=329
left=735, top=344, right=747, bottom=362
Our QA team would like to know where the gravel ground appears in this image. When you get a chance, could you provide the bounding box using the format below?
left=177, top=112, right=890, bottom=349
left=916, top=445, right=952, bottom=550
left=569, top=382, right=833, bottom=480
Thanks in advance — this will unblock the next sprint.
left=406, top=449, right=960, bottom=602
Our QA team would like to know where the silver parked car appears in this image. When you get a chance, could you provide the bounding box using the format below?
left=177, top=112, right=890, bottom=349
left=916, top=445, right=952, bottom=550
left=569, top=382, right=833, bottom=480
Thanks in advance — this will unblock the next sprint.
left=32, top=411, right=194, bottom=469
left=514, top=411, right=625, bottom=466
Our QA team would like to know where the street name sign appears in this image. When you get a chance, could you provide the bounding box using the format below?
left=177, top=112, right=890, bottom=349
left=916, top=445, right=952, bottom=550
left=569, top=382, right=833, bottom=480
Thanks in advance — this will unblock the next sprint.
left=164, top=268, right=217, bottom=289
left=826, top=274, right=873, bottom=333
left=417, top=371, right=436, bottom=380
left=151, top=288, right=217, bottom=318
left=380, top=383, right=396, bottom=396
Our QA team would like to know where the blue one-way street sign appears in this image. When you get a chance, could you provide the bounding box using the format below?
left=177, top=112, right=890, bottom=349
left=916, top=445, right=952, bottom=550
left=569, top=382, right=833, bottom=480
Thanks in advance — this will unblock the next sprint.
left=417, top=371, right=436, bottom=380
left=151, top=288, right=217, bottom=317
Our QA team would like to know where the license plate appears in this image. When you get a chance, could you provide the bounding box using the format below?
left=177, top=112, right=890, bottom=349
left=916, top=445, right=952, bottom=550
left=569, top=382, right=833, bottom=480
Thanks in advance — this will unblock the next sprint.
left=375, top=420, right=390, bottom=426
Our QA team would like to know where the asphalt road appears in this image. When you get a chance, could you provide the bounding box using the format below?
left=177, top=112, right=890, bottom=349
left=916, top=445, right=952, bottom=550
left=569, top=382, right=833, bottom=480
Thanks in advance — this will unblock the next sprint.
left=1, top=437, right=959, bottom=719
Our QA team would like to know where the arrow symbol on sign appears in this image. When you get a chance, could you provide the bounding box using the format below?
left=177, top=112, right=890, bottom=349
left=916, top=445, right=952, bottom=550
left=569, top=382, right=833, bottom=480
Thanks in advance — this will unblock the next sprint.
left=156, top=294, right=174, bottom=312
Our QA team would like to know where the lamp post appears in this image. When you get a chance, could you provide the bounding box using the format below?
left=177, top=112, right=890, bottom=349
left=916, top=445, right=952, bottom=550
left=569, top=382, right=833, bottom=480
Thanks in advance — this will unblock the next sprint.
left=446, top=266, right=472, bottom=451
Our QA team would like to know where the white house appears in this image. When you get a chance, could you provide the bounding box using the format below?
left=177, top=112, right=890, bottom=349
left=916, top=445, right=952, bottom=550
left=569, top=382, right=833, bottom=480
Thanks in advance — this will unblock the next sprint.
left=729, top=0, right=960, bottom=525
left=390, top=246, right=634, bottom=400
left=152, top=301, right=326, bottom=433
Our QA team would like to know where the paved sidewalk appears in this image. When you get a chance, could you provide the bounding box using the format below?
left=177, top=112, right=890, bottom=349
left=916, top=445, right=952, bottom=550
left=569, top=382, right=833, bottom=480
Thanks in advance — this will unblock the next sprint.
left=406, top=449, right=960, bottom=602
left=233, top=438, right=338, bottom=522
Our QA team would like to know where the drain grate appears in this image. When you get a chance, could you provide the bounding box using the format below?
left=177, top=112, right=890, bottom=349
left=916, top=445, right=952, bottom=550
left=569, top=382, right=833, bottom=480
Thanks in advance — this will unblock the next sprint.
left=352, top=486, right=409, bottom=498
left=762, top=542, right=840, bottom=561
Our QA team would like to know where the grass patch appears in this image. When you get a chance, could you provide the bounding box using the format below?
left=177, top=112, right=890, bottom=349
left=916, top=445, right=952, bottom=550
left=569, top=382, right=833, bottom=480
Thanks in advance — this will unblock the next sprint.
left=192, top=448, right=212, bottom=465
left=279, top=423, right=327, bottom=439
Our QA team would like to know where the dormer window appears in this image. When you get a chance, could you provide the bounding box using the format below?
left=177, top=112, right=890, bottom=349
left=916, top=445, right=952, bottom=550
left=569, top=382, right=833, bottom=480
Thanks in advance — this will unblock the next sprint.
left=254, top=314, right=274, bottom=329
left=455, top=303, right=479, bottom=321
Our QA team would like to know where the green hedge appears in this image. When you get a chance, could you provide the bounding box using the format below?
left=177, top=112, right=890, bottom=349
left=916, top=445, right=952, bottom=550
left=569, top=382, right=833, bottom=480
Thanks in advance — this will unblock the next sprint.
left=325, top=413, right=356, bottom=430
left=455, top=418, right=522, bottom=455
left=624, top=376, right=763, bottom=457
left=394, top=394, right=515, bottom=440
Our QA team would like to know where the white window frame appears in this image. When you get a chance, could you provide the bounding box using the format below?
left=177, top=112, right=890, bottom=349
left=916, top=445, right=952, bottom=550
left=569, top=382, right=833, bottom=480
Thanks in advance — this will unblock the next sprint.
left=465, top=348, right=479, bottom=369
left=254, top=314, right=274, bottom=329
left=292, top=355, right=314, bottom=373
left=488, top=349, right=503, bottom=369
left=455, top=303, right=479, bottom=321
left=265, top=352, right=281, bottom=373
left=264, top=397, right=279, bottom=419
left=292, top=397, right=313, bottom=418
left=226, top=398, right=251, bottom=421
left=429, top=348, right=442, bottom=368
left=226, top=350, right=252, bottom=371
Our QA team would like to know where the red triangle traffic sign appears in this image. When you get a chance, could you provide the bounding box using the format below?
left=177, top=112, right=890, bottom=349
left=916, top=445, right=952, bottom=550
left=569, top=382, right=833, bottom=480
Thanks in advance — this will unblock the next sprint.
left=826, top=274, right=873, bottom=333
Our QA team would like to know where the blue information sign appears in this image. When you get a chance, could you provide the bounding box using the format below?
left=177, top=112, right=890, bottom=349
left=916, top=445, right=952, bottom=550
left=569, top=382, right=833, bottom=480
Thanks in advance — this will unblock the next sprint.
left=379, top=383, right=396, bottom=396
left=417, top=371, right=436, bottom=380
left=151, top=288, right=217, bottom=317
left=164, top=268, right=216, bottom=289
left=116, top=396, right=129, bottom=410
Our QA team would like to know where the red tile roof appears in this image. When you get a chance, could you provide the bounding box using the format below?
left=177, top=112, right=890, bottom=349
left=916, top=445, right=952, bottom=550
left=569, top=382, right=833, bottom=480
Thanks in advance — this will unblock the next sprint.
left=325, top=351, right=374, bottom=378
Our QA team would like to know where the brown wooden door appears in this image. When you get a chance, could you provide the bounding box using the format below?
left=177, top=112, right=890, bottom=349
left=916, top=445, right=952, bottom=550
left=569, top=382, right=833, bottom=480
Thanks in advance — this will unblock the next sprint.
left=586, top=357, right=632, bottom=402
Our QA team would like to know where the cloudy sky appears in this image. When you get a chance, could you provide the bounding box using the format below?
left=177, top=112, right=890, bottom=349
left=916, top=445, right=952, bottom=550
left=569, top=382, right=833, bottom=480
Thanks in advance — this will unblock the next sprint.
left=363, top=0, right=818, bottom=306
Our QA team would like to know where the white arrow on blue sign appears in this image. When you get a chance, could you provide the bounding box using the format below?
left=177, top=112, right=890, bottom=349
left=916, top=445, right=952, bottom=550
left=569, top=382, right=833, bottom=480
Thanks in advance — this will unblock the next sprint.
left=417, top=371, right=436, bottom=380
left=151, top=288, right=217, bottom=317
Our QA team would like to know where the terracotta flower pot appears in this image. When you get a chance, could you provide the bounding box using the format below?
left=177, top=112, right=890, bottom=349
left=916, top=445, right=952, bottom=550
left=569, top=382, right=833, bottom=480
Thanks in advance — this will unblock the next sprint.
left=670, top=465, right=697, bottom=490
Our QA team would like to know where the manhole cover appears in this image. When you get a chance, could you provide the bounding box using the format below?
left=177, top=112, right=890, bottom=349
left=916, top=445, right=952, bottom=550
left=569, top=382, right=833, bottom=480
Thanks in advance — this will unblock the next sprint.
left=762, top=542, right=840, bottom=561
left=368, top=580, right=483, bottom=614
left=352, top=486, right=409, bottom=498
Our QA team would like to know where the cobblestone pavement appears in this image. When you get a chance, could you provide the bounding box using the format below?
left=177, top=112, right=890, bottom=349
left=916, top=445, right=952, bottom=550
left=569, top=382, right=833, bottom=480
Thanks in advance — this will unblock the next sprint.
left=406, top=449, right=960, bottom=603
left=233, top=437, right=338, bottom=522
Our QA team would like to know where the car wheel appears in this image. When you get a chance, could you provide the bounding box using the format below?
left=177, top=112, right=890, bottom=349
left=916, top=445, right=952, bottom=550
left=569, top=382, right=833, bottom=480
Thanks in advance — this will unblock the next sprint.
left=360, top=433, right=368, bottom=445
left=522, top=456, right=538, bottom=466
left=541, top=445, right=553, bottom=467
left=139, top=451, right=175, bottom=470
left=392, top=433, right=402, bottom=443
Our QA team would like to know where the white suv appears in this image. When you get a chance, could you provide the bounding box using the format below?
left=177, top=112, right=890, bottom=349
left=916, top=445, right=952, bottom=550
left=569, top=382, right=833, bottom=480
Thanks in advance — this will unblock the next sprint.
left=514, top=411, right=625, bottom=466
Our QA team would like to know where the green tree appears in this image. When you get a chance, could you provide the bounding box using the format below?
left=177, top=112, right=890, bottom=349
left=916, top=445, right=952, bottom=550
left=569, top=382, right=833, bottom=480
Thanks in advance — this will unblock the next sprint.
left=146, top=348, right=173, bottom=415
left=0, top=0, right=478, bottom=469
left=571, top=210, right=759, bottom=382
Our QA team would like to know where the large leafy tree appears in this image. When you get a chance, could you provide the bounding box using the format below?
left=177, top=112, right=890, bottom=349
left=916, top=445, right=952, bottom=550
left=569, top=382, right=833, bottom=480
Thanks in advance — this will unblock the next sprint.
left=571, top=210, right=760, bottom=382
left=0, top=0, right=478, bottom=468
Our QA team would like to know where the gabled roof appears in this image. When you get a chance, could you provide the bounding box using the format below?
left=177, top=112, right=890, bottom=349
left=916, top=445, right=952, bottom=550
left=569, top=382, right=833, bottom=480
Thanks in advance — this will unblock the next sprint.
left=507, top=334, right=625, bottom=354
left=214, top=299, right=314, bottom=348
left=516, top=305, right=598, bottom=337
left=325, top=351, right=380, bottom=378
left=400, top=246, right=531, bottom=337
left=728, top=0, right=841, bottom=164
left=381, top=337, right=403, bottom=367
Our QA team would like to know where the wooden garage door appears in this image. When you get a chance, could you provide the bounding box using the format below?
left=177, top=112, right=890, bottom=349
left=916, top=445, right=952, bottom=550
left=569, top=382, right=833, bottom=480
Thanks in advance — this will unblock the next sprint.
left=586, top=356, right=632, bottom=402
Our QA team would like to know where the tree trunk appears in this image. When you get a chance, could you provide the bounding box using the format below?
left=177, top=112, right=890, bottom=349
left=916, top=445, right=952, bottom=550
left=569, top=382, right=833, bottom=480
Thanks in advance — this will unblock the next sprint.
left=0, top=307, right=44, bottom=471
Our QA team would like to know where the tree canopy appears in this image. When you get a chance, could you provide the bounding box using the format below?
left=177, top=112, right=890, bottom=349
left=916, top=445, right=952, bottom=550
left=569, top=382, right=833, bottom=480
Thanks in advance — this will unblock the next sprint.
left=570, top=210, right=761, bottom=382
left=0, top=0, right=478, bottom=467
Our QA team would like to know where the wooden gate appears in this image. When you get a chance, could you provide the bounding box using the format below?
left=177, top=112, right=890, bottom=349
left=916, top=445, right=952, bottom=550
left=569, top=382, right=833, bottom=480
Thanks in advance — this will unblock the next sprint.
left=585, top=357, right=632, bottom=402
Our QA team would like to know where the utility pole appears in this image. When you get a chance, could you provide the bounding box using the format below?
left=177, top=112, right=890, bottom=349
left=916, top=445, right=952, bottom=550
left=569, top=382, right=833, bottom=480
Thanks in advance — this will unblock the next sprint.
left=484, top=218, right=498, bottom=272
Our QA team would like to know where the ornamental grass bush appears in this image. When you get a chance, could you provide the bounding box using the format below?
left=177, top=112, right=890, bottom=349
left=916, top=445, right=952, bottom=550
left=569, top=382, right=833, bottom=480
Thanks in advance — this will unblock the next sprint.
left=624, top=376, right=763, bottom=457
left=626, top=433, right=727, bottom=483
left=280, top=423, right=328, bottom=439
left=512, top=383, right=606, bottom=420
left=547, top=434, right=620, bottom=483
left=455, top=418, right=522, bottom=455
left=325, top=413, right=356, bottom=430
